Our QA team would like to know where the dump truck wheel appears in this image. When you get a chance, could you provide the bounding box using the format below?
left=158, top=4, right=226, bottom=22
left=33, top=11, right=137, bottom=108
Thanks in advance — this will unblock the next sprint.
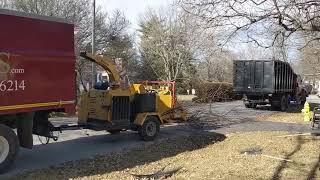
left=280, top=95, right=288, bottom=112
left=286, top=95, right=290, bottom=109
left=311, top=119, right=315, bottom=129
left=139, top=116, right=160, bottom=141
left=251, top=103, right=257, bottom=108
left=300, top=91, right=306, bottom=105
left=244, top=102, right=256, bottom=108
left=0, top=124, right=19, bottom=173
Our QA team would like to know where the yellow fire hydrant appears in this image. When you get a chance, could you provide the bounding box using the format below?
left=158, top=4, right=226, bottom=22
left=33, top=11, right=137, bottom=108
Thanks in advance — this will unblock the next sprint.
left=301, top=101, right=312, bottom=122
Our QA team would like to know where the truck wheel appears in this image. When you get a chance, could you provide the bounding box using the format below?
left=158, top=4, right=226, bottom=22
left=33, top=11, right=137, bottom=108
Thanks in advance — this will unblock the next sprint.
left=280, top=95, right=288, bottom=112
left=0, top=124, right=19, bottom=173
left=300, top=91, right=306, bottom=105
left=251, top=103, right=257, bottom=108
left=244, top=102, right=256, bottom=108
left=138, top=116, right=160, bottom=141
left=311, top=119, right=315, bottom=129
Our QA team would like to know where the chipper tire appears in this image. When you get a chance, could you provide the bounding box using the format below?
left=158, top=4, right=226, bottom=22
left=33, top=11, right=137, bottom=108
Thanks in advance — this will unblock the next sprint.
left=0, top=124, right=19, bottom=173
left=107, top=130, right=121, bottom=134
left=139, top=116, right=160, bottom=141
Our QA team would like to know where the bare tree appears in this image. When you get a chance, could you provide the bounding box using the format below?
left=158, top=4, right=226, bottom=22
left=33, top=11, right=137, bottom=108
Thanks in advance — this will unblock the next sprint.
left=181, top=0, right=320, bottom=48
left=300, top=41, right=320, bottom=78
left=0, top=0, right=10, bottom=8
left=139, top=8, right=193, bottom=81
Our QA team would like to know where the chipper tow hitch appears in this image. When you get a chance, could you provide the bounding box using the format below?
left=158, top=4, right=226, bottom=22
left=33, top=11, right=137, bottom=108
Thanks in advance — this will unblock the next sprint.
left=34, top=120, right=87, bottom=144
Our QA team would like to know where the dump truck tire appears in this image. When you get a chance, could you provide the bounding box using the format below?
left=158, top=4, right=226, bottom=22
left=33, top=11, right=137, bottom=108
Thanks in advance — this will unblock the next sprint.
left=280, top=95, right=288, bottom=112
left=0, top=124, right=19, bottom=173
left=245, top=103, right=256, bottom=108
left=300, top=91, right=306, bottom=105
left=139, top=116, right=160, bottom=141
left=311, top=119, right=315, bottom=129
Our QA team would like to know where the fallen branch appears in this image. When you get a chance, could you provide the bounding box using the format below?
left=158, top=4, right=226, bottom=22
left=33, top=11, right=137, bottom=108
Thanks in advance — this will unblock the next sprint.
left=131, top=166, right=183, bottom=180
left=261, top=154, right=293, bottom=162
left=241, top=147, right=293, bottom=162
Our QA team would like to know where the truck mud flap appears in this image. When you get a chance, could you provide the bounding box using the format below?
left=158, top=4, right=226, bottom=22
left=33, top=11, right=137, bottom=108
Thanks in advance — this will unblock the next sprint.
left=17, top=113, right=34, bottom=149
left=33, top=111, right=57, bottom=140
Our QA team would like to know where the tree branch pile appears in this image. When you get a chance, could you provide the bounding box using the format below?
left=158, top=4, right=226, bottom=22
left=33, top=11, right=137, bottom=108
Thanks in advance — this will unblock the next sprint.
left=192, top=82, right=236, bottom=103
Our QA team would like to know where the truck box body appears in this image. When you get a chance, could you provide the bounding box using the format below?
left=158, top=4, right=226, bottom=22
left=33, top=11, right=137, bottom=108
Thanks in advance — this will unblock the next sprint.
left=0, top=9, right=76, bottom=115
left=234, top=60, right=296, bottom=95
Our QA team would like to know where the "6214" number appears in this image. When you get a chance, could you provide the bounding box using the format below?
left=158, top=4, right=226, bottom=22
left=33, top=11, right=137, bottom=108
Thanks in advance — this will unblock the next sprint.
left=0, top=80, right=26, bottom=92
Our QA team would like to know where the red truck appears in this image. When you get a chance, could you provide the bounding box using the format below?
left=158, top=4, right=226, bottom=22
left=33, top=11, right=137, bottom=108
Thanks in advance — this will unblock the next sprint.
left=0, top=9, right=76, bottom=172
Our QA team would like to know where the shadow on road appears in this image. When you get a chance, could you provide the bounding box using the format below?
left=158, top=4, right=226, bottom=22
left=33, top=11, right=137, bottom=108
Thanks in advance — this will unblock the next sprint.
left=13, top=130, right=226, bottom=179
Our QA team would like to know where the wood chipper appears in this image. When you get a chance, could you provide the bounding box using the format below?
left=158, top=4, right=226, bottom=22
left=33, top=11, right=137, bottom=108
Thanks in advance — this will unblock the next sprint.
left=77, top=52, right=186, bottom=140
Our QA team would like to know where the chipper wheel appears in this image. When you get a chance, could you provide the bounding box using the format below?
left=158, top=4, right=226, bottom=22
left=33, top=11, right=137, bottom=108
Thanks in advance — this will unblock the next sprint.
left=0, top=124, right=19, bottom=173
left=107, top=129, right=121, bottom=134
left=138, top=116, right=160, bottom=141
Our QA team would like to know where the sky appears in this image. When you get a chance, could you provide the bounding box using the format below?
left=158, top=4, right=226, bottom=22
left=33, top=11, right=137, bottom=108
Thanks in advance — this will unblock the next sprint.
left=97, top=0, right=173, bottom=32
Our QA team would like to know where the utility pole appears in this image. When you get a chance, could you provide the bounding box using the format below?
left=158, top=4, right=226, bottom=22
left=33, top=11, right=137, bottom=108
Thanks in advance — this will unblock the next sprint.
left=91, top=0, right=96, bottom=87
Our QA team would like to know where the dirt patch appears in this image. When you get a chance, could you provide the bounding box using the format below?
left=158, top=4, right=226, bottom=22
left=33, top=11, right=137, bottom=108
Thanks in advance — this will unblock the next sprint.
left=12, top=132, right=320, bottom=180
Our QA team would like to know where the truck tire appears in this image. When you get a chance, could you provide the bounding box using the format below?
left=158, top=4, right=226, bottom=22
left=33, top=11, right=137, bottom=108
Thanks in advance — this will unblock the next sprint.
left=251, top=103, right=257, bottom=108
left=138, top=116, right=160, bottom=141
left=0, top=124, right=19, bottom=173
left=300, top=91, right=306, bottom=105
left=280, top=95, right=288, bottom=112
left=244, top=102, right=256, bottom=108
left=311, top=119, right=315, bottom=129
left=245, top=103, right=251, bottom=108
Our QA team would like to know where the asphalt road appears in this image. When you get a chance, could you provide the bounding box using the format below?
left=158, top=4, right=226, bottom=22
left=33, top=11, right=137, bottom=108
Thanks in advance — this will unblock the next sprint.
left=1, top=95, right=319, bottom=178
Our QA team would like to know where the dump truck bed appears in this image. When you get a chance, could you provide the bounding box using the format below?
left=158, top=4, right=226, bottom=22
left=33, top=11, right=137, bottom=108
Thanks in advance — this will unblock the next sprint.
left=233, top=60, right=296, bottom=95
left=0, top=9, right=76, bottom=115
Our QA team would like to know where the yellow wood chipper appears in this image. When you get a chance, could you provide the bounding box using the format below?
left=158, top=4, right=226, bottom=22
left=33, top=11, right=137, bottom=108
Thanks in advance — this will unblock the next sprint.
left=77, top=52, right=186, bottom=140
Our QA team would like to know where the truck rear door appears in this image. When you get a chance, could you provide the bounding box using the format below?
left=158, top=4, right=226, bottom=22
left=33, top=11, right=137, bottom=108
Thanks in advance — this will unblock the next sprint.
left=234, top=60, right=274, bottom=94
